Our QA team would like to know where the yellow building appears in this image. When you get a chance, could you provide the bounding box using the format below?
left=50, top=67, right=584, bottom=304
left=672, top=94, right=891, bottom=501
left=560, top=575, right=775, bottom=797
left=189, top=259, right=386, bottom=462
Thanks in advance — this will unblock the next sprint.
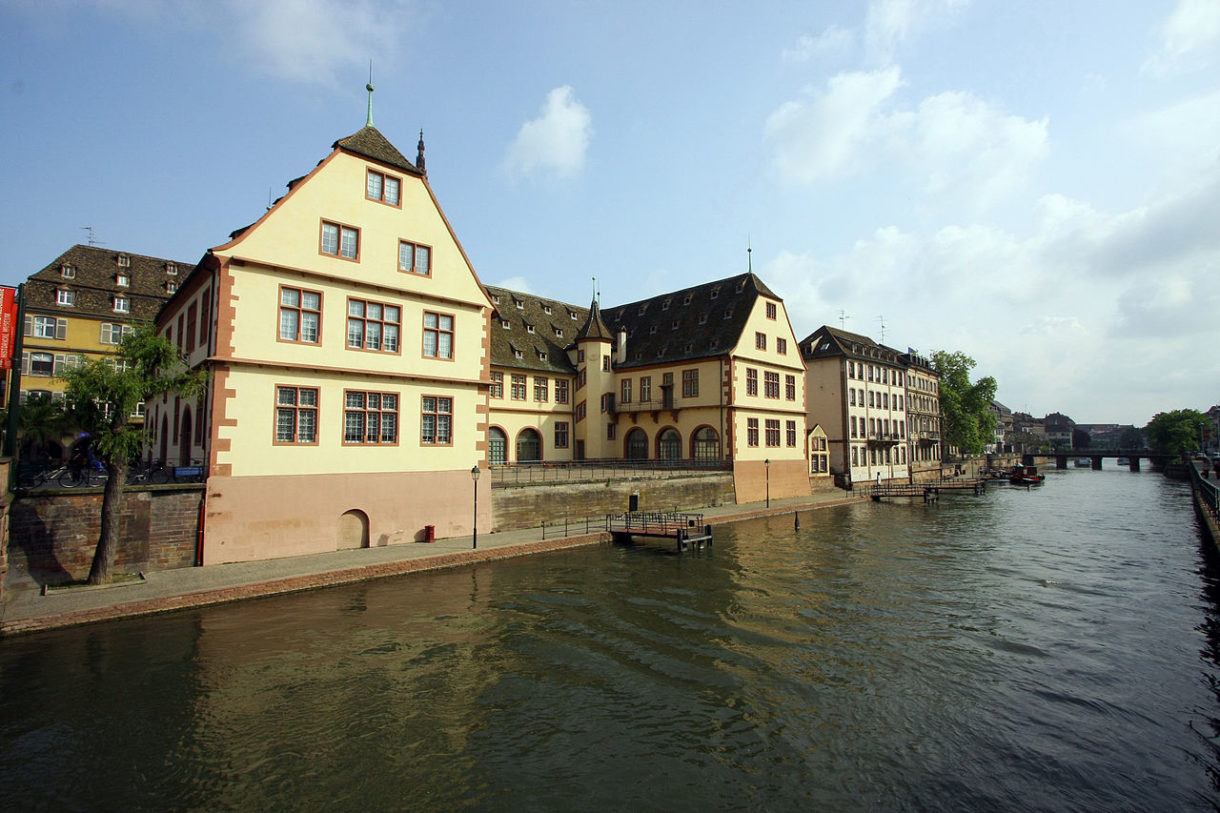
left=487, top=272, right=810, bottom=502
left=899, top=351, right=942, bottom=481
left=154, top=118, right=493, bottom=564
left=19, top=245, right=191, bottom=420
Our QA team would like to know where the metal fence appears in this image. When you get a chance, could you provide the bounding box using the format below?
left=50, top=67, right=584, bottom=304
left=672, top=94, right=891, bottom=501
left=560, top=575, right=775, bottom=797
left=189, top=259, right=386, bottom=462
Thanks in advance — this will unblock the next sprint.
left=491, top=458, right=731, bottom=488
left=1193, top=464, right=1220, bottom=525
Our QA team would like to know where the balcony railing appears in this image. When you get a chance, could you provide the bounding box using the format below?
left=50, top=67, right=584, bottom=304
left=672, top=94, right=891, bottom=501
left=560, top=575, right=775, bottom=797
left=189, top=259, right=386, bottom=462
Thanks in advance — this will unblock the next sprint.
left=615, top=396, right=677, bottom=414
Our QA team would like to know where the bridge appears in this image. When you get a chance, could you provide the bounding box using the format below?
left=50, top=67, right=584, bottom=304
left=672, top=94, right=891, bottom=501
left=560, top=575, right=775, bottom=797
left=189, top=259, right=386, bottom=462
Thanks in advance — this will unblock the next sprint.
left=1022, top=449, right=1175, bottom=472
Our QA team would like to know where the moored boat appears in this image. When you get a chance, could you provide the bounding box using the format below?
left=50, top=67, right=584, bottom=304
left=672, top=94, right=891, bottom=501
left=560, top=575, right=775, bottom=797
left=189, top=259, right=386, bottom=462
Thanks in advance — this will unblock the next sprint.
left=1074, top=458, right=1090, bottom=467
left=1010, top=464, right=1045, bottom=485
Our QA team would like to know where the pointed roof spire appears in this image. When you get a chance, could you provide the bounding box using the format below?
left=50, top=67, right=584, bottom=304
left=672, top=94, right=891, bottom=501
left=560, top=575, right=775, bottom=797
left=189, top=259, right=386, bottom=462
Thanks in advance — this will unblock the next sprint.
left=365, top=62, right=375, bottom=127
left=416, top=129, right=426, bottom=174
left=747, top=237, right=753, bottom=274
left=576, top=297, right=612, bottom=342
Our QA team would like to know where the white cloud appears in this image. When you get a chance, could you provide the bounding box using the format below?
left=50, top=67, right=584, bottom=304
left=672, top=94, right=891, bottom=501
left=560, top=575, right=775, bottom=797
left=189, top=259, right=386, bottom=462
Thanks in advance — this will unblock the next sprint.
left=765, top=67, right=904, bottom=185
left=781, top=26, right=855, bottom=63
left=865, top=0, right=971, bottom=60
left=494, top=276, right=535, bottom=294
left=502, top=86, right=593, bottom=182
left=1142, top=0, right=1220, bottom=76
left=765, top=69, right=1048, bottom=210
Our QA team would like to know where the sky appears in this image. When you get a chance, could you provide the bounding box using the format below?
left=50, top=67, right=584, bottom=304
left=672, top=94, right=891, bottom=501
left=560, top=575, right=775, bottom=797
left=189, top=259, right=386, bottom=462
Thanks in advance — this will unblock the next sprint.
left=2, top=0, right=1218, bottom=427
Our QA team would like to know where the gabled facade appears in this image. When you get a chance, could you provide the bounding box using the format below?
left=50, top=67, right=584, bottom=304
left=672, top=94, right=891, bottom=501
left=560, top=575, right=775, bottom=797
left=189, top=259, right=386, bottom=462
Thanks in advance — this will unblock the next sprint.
left=484, top=272, right=810, bottom=502
left=20, top=244, right=191, bottom=415
left=801, top=326, right=909, bottom=486
left=154, top=123, right=493, bottom=564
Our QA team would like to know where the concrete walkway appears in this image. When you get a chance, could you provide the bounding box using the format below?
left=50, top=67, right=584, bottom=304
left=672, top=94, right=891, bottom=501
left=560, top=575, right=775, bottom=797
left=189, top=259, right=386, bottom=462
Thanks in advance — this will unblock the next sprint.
left=1, top=491, right=863, bottom=636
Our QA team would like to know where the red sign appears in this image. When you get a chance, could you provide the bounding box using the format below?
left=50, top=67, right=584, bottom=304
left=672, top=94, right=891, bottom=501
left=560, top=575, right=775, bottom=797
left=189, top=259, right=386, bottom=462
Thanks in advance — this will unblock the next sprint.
left=0, top=286, right=17, bottom=370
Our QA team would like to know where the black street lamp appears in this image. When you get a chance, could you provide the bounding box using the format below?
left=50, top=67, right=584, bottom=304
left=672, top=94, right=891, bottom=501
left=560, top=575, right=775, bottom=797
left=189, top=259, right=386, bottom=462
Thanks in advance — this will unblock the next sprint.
left=765, top=458, right=770, bottom=508
left=471, top=464, right=481, bottom=550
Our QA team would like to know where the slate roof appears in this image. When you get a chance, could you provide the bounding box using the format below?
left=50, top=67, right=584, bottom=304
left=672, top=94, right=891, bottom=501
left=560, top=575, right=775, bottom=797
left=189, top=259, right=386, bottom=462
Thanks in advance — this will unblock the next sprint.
left=25, top=244, right=195, bottom=323
left=485, top=286, right=588, bottom=374
left=333, top=126, right=422, bottom=176
left=799, top=325, right=905, bottom=367
left=599, top=272, right=779, bottom=370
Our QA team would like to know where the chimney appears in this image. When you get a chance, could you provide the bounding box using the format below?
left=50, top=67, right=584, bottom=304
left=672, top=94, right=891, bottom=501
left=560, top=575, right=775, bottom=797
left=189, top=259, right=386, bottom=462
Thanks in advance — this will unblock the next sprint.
left=617, top=329, right=627, bottom=365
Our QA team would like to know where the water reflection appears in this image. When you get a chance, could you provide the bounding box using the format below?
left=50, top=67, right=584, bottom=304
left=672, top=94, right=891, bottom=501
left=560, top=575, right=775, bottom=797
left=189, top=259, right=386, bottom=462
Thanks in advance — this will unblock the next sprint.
left=1, top=468, right=1218, bottom=810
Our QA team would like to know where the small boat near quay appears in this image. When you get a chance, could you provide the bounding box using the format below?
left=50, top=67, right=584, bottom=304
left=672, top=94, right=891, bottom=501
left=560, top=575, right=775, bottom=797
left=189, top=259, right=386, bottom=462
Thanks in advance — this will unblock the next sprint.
left=1010, top=464, right=1045, bottom=486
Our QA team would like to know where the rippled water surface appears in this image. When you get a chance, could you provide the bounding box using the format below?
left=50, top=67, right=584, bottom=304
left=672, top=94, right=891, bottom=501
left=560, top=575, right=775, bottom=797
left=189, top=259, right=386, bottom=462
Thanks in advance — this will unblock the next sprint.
left=3, top=468, right=1219, bottom=810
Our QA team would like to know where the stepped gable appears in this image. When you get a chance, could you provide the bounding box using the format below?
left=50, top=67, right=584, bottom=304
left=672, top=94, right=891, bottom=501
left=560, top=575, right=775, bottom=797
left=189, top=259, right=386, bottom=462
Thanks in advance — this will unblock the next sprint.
left=485, top=286, right=587, bottom=374
left=26, top=244, right=195, bottom=322
left=601, top=272, right=774, bottom=369
left=333, top=125, right=422, bottom=176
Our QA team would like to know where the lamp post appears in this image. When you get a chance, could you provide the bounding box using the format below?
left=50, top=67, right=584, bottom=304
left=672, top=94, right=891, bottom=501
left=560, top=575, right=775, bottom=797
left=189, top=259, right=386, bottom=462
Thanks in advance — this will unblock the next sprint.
left=471, top=464, right=481, bottom=550
left=765, top=458, right=770, bottom=508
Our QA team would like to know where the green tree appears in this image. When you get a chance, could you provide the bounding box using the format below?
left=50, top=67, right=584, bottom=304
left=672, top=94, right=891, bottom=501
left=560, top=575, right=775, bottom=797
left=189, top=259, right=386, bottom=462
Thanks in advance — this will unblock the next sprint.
left=1144, top=409, right=1207, bottom=456
left=931, top=350, right=997, bottom=458
left=58, top=325, right=205, bottom=584
left=1119, top=427, right=1145, bottom=449
left=16, top=392, right=71, bottom=461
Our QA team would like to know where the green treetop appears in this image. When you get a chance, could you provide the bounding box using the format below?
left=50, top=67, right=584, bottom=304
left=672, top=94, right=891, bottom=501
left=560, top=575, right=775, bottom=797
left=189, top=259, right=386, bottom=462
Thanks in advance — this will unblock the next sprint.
left=931, top=350, right=997, bottom=458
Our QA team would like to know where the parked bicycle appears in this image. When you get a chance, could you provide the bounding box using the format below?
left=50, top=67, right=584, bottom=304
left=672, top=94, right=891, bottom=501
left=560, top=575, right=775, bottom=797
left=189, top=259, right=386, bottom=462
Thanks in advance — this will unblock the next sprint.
left=127, top=459, right=171, bottom=485
left=59, top=460, right=107, bottom=488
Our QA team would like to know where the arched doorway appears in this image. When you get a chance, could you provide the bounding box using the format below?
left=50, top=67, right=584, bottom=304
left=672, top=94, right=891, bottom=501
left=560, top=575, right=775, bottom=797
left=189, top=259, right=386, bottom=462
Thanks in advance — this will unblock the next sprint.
left=337, top=509, right=369, bottom=550
left=625, top=428, right=648, bottom=460
left=489, top=427, right=507, bottom=465
left=657, top=428, right=681, bottom=461
left=692, top=426, right=720, bottom=462
left=516, top=428, right=542, bottom=462
left=178, top=407, right=193, bottom=466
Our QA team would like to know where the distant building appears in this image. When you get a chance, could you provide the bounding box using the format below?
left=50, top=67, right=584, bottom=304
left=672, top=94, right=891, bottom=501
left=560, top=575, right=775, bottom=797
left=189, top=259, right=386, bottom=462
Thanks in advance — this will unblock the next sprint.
left=901, top=351, right=942, bottom=478
left=1044, top=412, right=1076, bottom=450
left=800, top=326, right=909, bottom=486
left=20, top=244, right=191, bottom=418
left=989, top=400, right=1012, bottom=453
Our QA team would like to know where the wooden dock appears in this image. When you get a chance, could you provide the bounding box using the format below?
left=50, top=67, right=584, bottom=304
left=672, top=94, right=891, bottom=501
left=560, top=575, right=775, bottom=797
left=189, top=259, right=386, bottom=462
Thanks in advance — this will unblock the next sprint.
left=869, top=479, right=987, bottom=503
left=606, top=511, right=713, bottom=551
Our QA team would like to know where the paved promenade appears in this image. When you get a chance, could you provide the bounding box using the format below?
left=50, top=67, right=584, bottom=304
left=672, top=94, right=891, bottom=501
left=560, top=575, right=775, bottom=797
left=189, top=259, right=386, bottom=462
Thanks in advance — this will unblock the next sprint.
left=1, top=491, right=862, bottom=636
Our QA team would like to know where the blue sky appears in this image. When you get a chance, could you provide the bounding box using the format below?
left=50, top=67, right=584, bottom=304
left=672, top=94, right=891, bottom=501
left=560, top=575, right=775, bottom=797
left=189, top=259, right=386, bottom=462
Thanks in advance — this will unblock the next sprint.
left=2, top=0, right=1218, bottom=426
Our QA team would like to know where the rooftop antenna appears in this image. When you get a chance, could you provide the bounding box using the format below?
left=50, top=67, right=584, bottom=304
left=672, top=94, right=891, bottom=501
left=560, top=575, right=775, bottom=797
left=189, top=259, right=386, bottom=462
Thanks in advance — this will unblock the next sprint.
left=365, top=61, right=375, bottom=127
left=267, top=187, right=275, bottom=212
left=747, top=237, right=752, bottom=274
left=837, top=309, right=851, bottom=330
left=877, top=314, right=886, bottom=343
left=592, top=276, right=599, bottom=306
left=80, top=226, right=99, bottom=246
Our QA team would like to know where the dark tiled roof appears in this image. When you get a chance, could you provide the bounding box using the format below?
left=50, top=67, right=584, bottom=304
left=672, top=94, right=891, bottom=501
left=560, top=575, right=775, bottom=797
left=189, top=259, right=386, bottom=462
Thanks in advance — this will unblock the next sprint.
left=600, top=272, right=776, bottom=369
left=25, top=244, right=195, bottom=323
left=485, top=286, right=587, bottom=374
left=574, top=300, right=612, bottom=341
left=799, top=325, right=903, bottom=366
left=334, top=126, right=422, bottom=176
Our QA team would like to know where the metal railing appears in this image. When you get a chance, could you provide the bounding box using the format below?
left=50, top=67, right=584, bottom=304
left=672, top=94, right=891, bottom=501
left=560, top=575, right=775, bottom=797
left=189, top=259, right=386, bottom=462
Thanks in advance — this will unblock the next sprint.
left=491, top=458, right=731, bottom=488
left=1191, top=463, right=1219, bottom=524
left=540, top=516, right=606, bottom=539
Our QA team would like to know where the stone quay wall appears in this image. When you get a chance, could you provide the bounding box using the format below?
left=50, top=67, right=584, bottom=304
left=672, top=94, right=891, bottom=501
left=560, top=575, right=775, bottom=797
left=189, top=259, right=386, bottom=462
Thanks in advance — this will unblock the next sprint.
left=491, top=472, right=736, bottom=532
left=8, top=486, right=203, bottom=586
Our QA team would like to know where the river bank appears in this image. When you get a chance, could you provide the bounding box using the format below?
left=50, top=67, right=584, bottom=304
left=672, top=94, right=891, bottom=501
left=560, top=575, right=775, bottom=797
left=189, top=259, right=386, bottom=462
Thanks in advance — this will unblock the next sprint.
left=0, top=491, right=862, bottom=636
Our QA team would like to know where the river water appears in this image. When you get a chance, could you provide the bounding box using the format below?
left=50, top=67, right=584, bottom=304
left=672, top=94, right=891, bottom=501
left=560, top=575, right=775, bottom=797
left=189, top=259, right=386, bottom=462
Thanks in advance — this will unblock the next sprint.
left=2, top=467, right=1218, bottom=811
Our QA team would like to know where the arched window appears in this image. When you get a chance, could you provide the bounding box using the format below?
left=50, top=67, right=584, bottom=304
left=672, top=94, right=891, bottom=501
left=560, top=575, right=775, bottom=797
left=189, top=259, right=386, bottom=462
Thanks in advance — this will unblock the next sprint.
left=516, top=428, right=542, bottom=463
left=625, top=428, right=648, bottom=460
left=489, top=427, right=507, bottom=465
left=657, top=428, right=681, bottom=461
left=692, top=427, right=720, bottom=462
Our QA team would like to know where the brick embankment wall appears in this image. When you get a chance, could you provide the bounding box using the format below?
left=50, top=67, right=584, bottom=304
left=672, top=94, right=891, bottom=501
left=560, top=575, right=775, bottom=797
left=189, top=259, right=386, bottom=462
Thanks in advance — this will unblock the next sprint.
left=492, top=473, right=735, bottom=532
left=8, top=486, right=203, bottom=585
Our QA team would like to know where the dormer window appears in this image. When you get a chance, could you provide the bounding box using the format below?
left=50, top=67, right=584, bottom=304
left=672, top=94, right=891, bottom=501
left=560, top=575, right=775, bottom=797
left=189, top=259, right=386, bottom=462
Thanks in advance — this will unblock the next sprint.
left=113, top=296, right=130, bottom=314
left=649, top=325, right=658, bottom=335
left=698, top=314, right=708, bottom=325
left=491, top=294, right=500, bottom=304
left=60, top=264, right=75, bottom=279
left=539, top=351, right=548, bottom=361
left=684, top=343, right=694, bottom=353
left=638, top=305, right=647, bottom=315
left=166, top=282, right=177, bottom=294
left=554, top=327, right=564, bottom=338
left=116, top=274, right=129, bottom=287
left=662, top=298, right=671, bottom=311
left=657, top=346, right=667, bottom=357
left=500, top=319, right=511, bottom=329
left=569, top=311, right=578, bottom=320
left=710, top=287, right=720, bottom=299
left=723, top=309, right=733, bottom=319
left=514, top=299, right=524, bottom=310
left=683, top=294, right=692, bottom=306
left=57, top=289, right=75, bottom=307
left=671, top=320, right=680, bottom=331
left=117, top=255, right=131, bottom=268
left=514, top=349, right=524, bottom=360
left=542, top=305, right=552, bottom=315
left=735, top=280, right=746, bottom=293
left=526, top=324, right=535, bottom=334
left=165, top=262, right=178, bottom=276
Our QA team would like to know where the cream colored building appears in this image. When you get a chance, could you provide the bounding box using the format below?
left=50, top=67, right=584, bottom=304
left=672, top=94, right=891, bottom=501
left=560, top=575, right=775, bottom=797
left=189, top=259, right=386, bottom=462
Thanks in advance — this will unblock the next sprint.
left=900, top=351, right=942, bottom=480
left=801, top=326, right=909, bottom=486
left=154, top=121, right=492, bottom=564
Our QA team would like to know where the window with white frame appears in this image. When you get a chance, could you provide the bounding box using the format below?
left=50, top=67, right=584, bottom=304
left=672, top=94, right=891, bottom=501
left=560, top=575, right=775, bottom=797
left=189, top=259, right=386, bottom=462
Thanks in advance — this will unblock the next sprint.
left=100, top=323, right=133, bottom=345
left=367, top=170, right=401, bottom=205
left=279, top=287, right=321, bottom=343
left=422, top=312, right=453, bottom=358
left=399, top=240, right=431, bottom=275
left=420, top=396, right=452, bottom=445
left=113, top=296, right=130, bottom=313
left=116, top=274, right=129, bottom=287
left=57, top=289, right=75, bottom=307
left=347, top=299, right=401, bottom=352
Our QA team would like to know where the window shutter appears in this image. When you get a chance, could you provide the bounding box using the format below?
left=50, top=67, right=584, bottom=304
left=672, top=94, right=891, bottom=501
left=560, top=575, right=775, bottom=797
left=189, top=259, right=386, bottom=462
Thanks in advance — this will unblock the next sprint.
left=53, top=354, right=65, bottom=375
left=21, top=352, right=29, bottom=375
left=56, top=318, right=68, bottom=340
left=23, top=314, right=31, bottom=337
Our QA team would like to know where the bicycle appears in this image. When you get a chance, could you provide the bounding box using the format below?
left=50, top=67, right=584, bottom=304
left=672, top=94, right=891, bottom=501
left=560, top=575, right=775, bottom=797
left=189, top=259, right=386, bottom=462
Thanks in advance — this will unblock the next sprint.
left=127, top=459, right=171, bottom=485
left=17, top=463, right=68, bottom=490
left=59, top=460, right=107, bottom=489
